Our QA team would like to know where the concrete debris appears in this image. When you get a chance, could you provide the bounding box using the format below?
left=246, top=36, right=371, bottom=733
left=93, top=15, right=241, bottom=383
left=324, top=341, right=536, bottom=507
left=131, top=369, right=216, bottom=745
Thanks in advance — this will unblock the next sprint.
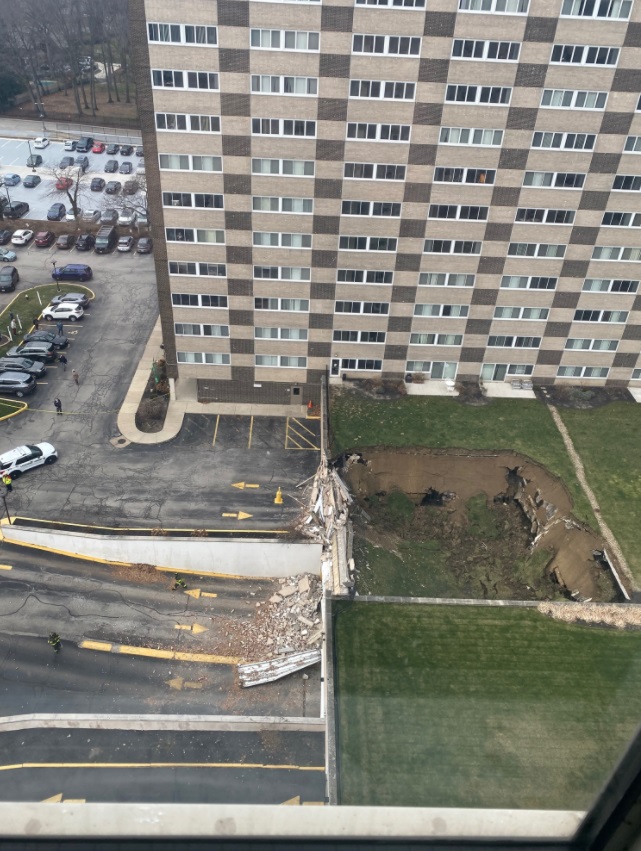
left=298, top=576, right=310, bottom=594
left=269, top=594, right=283, bottom=604
left=280, top=585, right=296, bottom=598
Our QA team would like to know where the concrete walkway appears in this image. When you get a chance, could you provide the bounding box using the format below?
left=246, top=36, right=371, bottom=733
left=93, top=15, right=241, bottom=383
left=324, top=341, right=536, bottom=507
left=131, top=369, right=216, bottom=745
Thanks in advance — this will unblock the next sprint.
left=117, top=318, right=309, bottom=445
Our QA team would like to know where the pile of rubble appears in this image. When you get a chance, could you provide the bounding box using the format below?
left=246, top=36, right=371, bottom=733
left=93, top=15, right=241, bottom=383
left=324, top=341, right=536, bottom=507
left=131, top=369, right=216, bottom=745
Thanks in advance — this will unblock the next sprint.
left=299, top=457, right=352, bottom=548
left=538, top=601, right=641, bottom=629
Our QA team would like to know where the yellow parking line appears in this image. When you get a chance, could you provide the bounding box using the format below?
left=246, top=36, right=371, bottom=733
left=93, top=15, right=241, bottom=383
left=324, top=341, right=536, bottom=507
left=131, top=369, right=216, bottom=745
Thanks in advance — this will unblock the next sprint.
left=0, top=564, right=12, bottom=570
left=248, top=415, right=254, bottom=449
left=291, top=418, right=316, bottom=437
left=0, top=762, right=325, bottom=772
left=212, top=414, right=220, bottom=446
left=286, top=420, right=320, bottom=450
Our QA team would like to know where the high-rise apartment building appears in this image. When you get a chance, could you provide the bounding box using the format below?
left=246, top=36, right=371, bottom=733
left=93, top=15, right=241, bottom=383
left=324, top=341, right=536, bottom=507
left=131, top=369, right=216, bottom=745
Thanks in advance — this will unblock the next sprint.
left=131, top=0, right=641, bottom=404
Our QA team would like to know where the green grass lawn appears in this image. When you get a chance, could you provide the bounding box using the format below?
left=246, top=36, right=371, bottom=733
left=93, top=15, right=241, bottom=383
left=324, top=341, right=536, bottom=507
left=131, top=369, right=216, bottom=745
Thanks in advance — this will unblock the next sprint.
left=334, top=601, right=641, bottom=809
left=559, top=403, right=641, bottom=582
left=330, top=391, right=594, bottom=525
left=0, top=398, right=26, bottom=419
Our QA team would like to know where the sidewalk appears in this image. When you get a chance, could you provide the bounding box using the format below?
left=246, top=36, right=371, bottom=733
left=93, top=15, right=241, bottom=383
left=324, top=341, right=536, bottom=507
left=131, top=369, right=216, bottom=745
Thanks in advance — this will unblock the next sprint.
left=117, top=318, right=309, bottom=445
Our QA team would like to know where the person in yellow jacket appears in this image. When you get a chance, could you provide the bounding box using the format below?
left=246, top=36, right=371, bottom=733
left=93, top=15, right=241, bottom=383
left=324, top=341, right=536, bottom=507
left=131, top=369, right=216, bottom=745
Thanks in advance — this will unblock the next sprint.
left=2, top=473, right=12, bottom=493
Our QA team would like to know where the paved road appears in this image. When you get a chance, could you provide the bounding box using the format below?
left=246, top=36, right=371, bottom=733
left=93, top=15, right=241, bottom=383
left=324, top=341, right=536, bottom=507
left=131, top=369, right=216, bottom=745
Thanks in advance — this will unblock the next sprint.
left=0, top=545, right=321, bottom=717
left=0, top=728, right=325, bottom=804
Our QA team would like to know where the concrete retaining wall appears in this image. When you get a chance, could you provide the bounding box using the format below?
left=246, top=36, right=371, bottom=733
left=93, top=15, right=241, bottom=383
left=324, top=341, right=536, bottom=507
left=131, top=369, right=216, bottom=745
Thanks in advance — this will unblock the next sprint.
left=1, top=524, right=322, bottom=578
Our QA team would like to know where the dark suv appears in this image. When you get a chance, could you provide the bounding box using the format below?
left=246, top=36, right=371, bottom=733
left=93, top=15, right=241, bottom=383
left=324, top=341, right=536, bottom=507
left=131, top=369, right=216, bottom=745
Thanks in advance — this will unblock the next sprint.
left=4, top=202, right=29, bottom=219
left=75, top=136, right=94, bottom=153
left=0, top=372, right=36, bottom=397
left=75, top=233, right=95, bottom=252
left=0, top=266, right=19, bottom=292
left=51, top=263, right=93, bottom=282
left=6, top=342, right=56, bottom=363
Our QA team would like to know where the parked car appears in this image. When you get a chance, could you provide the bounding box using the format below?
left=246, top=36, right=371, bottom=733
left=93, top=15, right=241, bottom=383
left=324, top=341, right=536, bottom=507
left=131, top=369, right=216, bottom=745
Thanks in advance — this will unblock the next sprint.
left=0, top=372, right=37, bottom=398
left=75, top=233, right=95, bottom=252
left=56, top=234, right=75, bottom=250
left=118, top=208, right=137, bottom=227
left=55, top=176, right=73, bottom=191
left=120, top=145, right=134, bottom=157
left=26, top=154, right=42, bottom=168
left=65, top=208, right=81, bottom=221
left=100, top=209, right=118, bottom=225
left=34, top=231, right=55, bottom=247
left=105, top=144, right=119, bottom=156
left=119, top=161, right=133, bottom=174
left=0, top=443, right=57, bottom=478
left=105, top=180, right=121, bottom=194
left=50, top=291, right=90, bottom=308
left=75, top=155, right=89, bottom=172
left=123, top=179, right=139, bottom=195
left=6, top=341, right=55, bottom=363
left=92, top=141, right=106, bottom=153
left=33, top=137, right=50, bottom=149
left=59, top=156, right=74, bottom=169
left=0, top=266, right=19, bottom=291
left=47, top=203, right=66, bottom=221
left=0, top=248, right=17, bottom=261
left=0, top=357, right=46, bottom=378
left=90, top=177, right=105, bottom=191
left=75, top=136, right=94, bottom=153
left=23, top=174, right=41, bottom=188
left=136, top=237, right=153, bottom=254
left=63, top=140, right=77, bottom=151
left=104, top=160, right=118, bottom=173
left=2, top=174, right=21, bottom=187
left=0, top=230, right=11, bottom=245
left=11, top=230, right=34, bottom=246
left=24, top=330, right=68, bottom=349
left=42, top=303, right=84, bottom=322
left=136, top=210, right=149, bottom=227
left=51, top=263, right=92, bottom=282
left=117, top=235, right=135, bottom=252
left=135, top=145, right=144, bottom=157
left=81, top=209, right=101, bottom=223
left=4, top=202, right=29, bottom=220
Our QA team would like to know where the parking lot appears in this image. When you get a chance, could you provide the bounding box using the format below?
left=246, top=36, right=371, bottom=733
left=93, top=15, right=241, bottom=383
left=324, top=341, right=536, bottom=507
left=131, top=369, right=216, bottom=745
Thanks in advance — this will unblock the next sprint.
left=0, top=135, right=145, bottom=222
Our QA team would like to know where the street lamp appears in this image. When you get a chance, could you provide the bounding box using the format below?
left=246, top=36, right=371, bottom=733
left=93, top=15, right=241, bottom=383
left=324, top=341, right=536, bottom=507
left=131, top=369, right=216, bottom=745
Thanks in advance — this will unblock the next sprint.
left=51, top=259, right=60, bottom=293
left=27, top=139, right=36, bottom=173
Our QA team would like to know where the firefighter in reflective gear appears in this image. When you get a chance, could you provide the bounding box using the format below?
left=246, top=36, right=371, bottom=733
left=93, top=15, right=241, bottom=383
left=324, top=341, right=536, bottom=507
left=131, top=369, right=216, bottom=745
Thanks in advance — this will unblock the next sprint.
left=48, top=632, right=61, bottom=653
left=173, top=574, right=187, bottom=590
left=2, top=473, right=12, bottom=493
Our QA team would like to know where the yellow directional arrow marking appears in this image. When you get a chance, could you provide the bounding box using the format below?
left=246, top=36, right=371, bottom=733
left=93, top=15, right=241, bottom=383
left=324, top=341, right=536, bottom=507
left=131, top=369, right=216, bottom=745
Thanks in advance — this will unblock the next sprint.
left=184, top=589, right=219, bottom=600
left=42, top=793, right=63, bottom=803
left=222, top=511, right=253, bottom=520
left=174, top=623, right=209, bottom=634
left=166, top=677, right=204, bottom=691
left=281, top=795, right=301, bottom=806
left=0, top=564, right=12, bottom=570
left=232, top=482, right=260, bottom=490
left=202, top=591, right=218, bottom=598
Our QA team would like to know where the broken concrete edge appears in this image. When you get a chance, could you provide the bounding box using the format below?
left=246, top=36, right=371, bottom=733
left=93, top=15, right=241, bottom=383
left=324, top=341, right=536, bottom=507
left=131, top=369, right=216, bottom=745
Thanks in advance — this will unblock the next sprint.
left=0, top=714, right=326, bottom=733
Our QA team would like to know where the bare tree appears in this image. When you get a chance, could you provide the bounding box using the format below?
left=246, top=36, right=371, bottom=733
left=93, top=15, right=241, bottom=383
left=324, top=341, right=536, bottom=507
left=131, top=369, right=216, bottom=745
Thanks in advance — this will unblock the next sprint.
left=42, top=165, right=92, bottom=217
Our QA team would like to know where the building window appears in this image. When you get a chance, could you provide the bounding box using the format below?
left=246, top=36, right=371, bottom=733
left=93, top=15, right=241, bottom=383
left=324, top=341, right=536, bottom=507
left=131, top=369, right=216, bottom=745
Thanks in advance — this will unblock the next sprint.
left=550, top=44, right=619, bottom=65
left=439, top=127, right=503, bottom=146
left=508, top=243, right=566, bottom=258
left=252, top=158, right=314, bottom=176
left=256, top=355, right=308, bottom=367
left=251, top=75, right=317, bottom=95
left=148, top=24, right=217, bottom=45
left=445, top=84, right=511, bottom=104
left=339, top=236, right=398, bottom=251
left=349, top=80, right=416, bottom=100
left=172, top=293, right=228, bottom=308
left=151, top=70, right=219, bottom=90
left=624, top=136, right=641, bottom=152
left=346, top=123, right=411, bottom=142
left=541, top=89, right=607, bottom=109
left=452, top=39, right=520, bottom=60
left=333, top=330, right=387, bottom=343
left=424, top=240, right=482, bottom=254
left=165, top=228, right=224, bottom=244
left=582, top=278, right=638, bottom=292
left=352, top=34, right=421, bottom=54
left=488, top=336, right=541, bottom=347
left=337, top=269, right=394, bottom=284
left=356, top=0, right=425, bottom=7
left=428, top=204, right=488, bottom=220
left=250, top=29, right=320, bottom=50
left=414, top=304, right=469, bottom=317
left=406, top=361, right=458, bottom=377
left=613, top=175, right=641, bottom=190
left=253, top=197, right=313, bottom=214
left=592, top=246, right=641, bottom=261
left=558, top=366, right=610, bottom=378
left=339, top=358, right=383, bottom=371
left=566, top=338, right=618, bottom=350
left=459, top=0, right=529, bottom=12
left=632, top=369, right=641, bottom=378
left=500, top=276, right=557, bottom=289
left=254, top=298, right=309, bottom=311
left=255, top=327, right=309, bottom=340
left=433, top=167, right=495, bottom=184
left=574, top=309, right=628, bottom=322
left=410, top=333, right=463, bottom=345
left=561, top=0, right=631, bottom=19
left=253, top=266, right=311, bottom=280
left=344, top=163, right=406, bottom=180
left=515, top=208, right=575, bottom=224
left=341, top=201, right=402, bottom=217
left=335, top=301, right=390, bottom=314
left=174, top=323, right=229, bottom=337
left=251, top=118, right=316, bottom=136
left=482, top=363, right=534, bottom=379
left=162, top=192, right=223, bottom=209
left=494, top=306, right=550, bottom=319
left=523, top=171, right=586, bottom=188
left=419, top=273, right=475, bottom=287
left=602, top=212, right=641, bottom=227
left=177, top=352, right=230, bottom=365
left=169, top=262, right=227, bottom=278
left=253, top=232, right=312, bottom=248
left=156, top=114, right=220, bottom=133
left=532, top=131, right=596, bottom=150
left=159, top=154, right=222, bottom=172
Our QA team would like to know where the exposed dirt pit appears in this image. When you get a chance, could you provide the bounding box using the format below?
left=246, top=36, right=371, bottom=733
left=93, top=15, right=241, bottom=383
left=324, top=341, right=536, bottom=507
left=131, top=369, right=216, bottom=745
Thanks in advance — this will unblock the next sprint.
left=341, top=447, right=619, bottom=603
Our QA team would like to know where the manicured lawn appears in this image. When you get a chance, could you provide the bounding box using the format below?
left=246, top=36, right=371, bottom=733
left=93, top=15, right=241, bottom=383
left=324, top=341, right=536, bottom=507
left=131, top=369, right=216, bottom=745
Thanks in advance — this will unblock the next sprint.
left=0, top=399, right=26, bottom=420
left=334, top=601, right=641, bottom=809
left=330, top=391, right=594, bottom=525
left=559, top=403, right=641, bottom=582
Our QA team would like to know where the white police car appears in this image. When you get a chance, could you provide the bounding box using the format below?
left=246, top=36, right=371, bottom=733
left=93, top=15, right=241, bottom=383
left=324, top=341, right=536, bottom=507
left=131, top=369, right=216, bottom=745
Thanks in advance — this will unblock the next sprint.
left=0, top=443, right=57, bottom=479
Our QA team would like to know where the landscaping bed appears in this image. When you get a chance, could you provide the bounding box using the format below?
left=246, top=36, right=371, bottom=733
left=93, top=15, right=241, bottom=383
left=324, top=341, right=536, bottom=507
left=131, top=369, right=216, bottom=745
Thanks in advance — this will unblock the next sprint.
left=135, top=358, right=169, bottom=433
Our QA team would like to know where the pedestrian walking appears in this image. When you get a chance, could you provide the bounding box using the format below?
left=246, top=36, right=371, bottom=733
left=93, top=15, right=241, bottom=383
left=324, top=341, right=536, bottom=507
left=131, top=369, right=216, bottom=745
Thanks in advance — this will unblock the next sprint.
left=9, top=318, right=17, bottom=335
left=32, top=316, right=39, bottom=331
left=72, top=369, right=79, bottom=386
left=56, top=320, right=64, bottom=336
left=59, top=354, right=68, bottom=372
left=2, top=473, right=12, bottom=493
left=172, top=574, right=187, bottom=590
left=53, top=398, right=62, bottom=415
left=48, top=632, right=61, bottom=653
